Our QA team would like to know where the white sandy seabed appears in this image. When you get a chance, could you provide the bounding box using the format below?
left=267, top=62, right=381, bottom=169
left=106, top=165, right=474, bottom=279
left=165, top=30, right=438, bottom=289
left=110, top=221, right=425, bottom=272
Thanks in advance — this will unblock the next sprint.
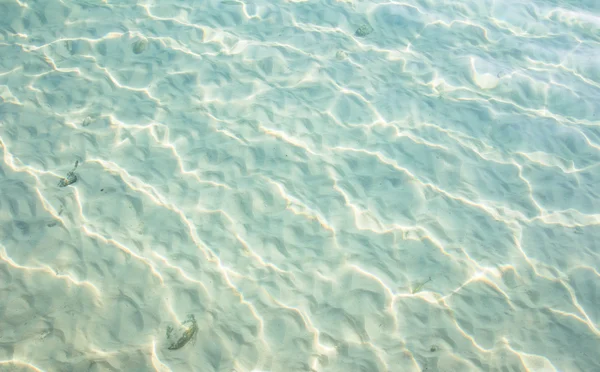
left=0, top=0, right=599, bottom=371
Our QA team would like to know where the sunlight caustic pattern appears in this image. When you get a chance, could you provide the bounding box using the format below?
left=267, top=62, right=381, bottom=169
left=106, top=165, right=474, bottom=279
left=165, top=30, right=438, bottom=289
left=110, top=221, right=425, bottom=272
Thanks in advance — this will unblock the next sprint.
left=0, top=0, right=599, bottom=371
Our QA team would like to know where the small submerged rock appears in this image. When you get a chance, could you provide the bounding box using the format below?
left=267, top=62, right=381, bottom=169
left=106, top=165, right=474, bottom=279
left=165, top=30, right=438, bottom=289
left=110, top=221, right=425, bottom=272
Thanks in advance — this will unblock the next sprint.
left=166, top=314, right=198, bottom=350
left=132, top=38, right=148, bottom=54
left=355, top=24, right=374, bottom=37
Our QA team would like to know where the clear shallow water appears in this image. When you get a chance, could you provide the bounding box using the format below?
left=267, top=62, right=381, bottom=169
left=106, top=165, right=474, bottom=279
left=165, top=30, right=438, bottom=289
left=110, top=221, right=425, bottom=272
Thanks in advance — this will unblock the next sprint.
left=0, top=0, right=599, bottom=371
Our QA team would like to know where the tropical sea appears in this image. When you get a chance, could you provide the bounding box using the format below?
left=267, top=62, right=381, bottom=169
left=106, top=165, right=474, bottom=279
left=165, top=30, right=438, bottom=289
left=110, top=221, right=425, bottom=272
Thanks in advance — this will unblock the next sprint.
left=0, top=0, right=599, bottom=371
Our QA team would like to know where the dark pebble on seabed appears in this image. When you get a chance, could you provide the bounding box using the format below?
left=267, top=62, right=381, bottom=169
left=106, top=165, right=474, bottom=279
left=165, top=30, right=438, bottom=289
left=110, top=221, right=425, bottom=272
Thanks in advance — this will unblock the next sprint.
left=166, top=314, right=198, bottom=350
left=355, top=24, right=374, bottom=37
left=132, top=38, right=148, bottom=54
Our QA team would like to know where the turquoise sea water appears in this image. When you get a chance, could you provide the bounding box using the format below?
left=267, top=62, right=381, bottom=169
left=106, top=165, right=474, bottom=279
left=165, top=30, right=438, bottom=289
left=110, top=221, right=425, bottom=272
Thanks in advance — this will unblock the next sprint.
left=0, top=0, right=599, bottom=371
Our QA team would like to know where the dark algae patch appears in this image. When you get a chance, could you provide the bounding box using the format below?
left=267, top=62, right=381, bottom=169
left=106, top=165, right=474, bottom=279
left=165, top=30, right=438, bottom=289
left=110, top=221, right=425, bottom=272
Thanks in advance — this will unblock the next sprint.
left=166, top=314, right=198, bottom=350
left=58, top=161, right=79, bottom=187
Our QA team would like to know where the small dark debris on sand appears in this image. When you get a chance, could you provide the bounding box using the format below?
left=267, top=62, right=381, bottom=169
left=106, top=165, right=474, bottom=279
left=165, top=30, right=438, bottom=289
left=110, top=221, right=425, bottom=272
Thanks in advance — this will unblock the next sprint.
left=58, top=161, right=79, bottom=187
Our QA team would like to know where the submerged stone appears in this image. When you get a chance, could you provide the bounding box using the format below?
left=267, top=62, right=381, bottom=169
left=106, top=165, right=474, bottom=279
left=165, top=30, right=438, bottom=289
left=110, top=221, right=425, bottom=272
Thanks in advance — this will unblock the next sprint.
left=167, top=314, right=198, bottom=350
left=355, top=24, right=374, bottom=37
left=132, top=38, right=148, bottom=54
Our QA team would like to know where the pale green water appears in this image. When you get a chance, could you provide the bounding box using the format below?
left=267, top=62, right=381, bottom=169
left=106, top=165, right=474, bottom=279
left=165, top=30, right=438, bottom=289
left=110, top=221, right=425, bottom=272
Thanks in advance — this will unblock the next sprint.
left=0, top=0, right=599, bottom=371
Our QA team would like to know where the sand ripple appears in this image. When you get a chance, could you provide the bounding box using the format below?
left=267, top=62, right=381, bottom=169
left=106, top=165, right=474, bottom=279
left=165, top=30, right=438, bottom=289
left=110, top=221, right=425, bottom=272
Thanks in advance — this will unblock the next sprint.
left=0, top=0, right=599, bottom=371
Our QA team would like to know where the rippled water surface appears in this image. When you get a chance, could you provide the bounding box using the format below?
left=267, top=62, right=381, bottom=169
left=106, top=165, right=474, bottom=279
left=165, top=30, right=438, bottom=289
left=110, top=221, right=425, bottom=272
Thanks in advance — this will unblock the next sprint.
left=1, top=0, right=599, bottom=371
